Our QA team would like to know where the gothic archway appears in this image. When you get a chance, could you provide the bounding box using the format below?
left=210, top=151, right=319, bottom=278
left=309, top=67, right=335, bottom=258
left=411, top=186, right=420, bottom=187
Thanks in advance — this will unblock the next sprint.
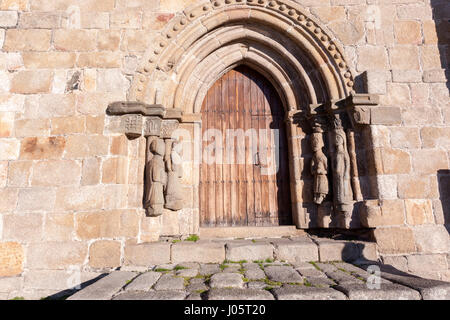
left=108, top=0, right=380, bottom=234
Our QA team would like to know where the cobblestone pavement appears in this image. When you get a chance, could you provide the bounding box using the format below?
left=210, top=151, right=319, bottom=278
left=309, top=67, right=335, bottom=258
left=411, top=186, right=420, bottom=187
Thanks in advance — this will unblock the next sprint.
left=68, top=260, right=450, bottom=300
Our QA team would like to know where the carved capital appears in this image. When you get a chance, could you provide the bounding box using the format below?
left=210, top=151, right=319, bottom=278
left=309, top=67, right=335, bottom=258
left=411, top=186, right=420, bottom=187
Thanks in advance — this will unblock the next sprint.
left=121, top=114, right=143, bottom=138
left=143, top=117, right=162, bottom=136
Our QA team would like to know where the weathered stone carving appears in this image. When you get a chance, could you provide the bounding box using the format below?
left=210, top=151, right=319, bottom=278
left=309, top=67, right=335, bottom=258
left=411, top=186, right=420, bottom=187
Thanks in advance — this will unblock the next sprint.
left=144, top=138, right=167, bottom=217
left=331, top=117, right=353, bottom=216
left=310, top=130, right=329, bottom=205
left=143, top=117, right=162, bottom=136
left=164, top=139, right=183, bottom=211
left=121, top=114, right=143, bottom=138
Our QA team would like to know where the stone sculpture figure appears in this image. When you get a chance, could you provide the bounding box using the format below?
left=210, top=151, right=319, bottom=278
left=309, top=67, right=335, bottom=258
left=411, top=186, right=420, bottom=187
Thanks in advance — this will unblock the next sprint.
left=332, top=129, right=353, bottom=214
left=144, top=138, right=167, bottom=217
left=164, top=139, right=184, bottom=211
left=310, top=132, right=329, bottom=204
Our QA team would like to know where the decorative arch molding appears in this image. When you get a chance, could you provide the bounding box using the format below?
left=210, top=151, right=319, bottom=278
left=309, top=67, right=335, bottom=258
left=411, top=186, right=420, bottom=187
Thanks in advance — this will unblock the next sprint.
left=107, top=0, right=386, bottom=233
left=128, top=0, right=356, bottom=113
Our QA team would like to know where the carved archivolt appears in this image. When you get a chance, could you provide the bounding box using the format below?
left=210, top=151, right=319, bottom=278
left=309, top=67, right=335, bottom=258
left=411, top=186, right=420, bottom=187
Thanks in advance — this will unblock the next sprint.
left=129, top=0, right=356, bottom=114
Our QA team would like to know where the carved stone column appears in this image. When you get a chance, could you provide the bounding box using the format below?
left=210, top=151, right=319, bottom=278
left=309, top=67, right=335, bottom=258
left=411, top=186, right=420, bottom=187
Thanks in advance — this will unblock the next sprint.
left=294, top=93, right=380, bottom=229
left=106, top=101, right=182, bottom=217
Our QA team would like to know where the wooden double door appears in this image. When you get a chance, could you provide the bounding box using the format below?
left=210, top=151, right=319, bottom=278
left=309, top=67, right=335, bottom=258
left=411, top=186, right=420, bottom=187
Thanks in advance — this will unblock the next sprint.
left=199, top=66, right=292, bottom=227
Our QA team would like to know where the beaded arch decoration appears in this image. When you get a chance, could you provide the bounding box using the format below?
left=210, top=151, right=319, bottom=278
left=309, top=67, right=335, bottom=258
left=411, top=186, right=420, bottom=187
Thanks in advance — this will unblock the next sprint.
left=129, top=0, right=355, bottom=114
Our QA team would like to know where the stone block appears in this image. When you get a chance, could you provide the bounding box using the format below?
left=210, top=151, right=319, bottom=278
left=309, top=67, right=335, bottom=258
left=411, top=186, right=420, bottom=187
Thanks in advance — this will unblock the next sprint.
left=19, top=136, right=66, bottom=160
left=207, top=288, right=274, bottom=300
left=56, top=186, right=103, bottom=211
left=392, top=70, right=422, bottom=83
left=0, top=112, right=14, bottom=138
left=124, top=242, right=171, bottom=266
left=273, top=238, right=319, bottom=262
left=89, top=240, right=121, bottom=269
left=10, top=70, right=53, bottom=94
left=371, top=107, right=402, bottom=125
left=0, top=188, right=18, bottom=211
left=97, top=30, right=121, bottom=51
left=2, top=213, right=43, bottom=242
left=125, top=271, right=162, bottom=291
left=17, top=187, right=56, bottom=212
left=18, top=12, right=61, bottom=28
left=37, top=94, right=76, bottom=118
left=27, top=241, right=87, bottom=269
left=14, top=118, right=50, bottom=137
left=420, top=127, right=450, bottom=149
left=75, top=210, right=121, bottom=239
left=22, top=52, right=77, bottom=70
left=357, top=47, right=389, bottom=72
left=64, top=135, right=109, bottom=158
left=0, top=138, right=20, bottom=160
left=272, top=286, right=346, bottom=300
left=382, top=256, right=408, bottom=272
left=172, top=241, right=225, bottom=263
left=51, top=116, right=85, bottom=135
left=334, top=283, right=420, bottom=300
left=225, top=241, right=273, bottom=262
left=77, top=52, right=122, bottom=68
left=210, top=273, right=243, bottom=289
left=360, top=199, right=405, bottom=227
left=7, top=161, right=31, bottom=187
left=389, top=127, right=421, bottom=149
left=413, top=225, right=450, bottom=254
left=374, top=227, right=416, bottom=254
left=43, top=213, right=74, bottom=241
left=264, top=266, right=303, bottom=283
left=411, top=149, right=448, bottom=175
left=389, top=46, right=420, bottom=70
left=394, top=21, right=421, bottom=45
left=31, top=160, right=81, bottom=186
left=153, top=274, right=185, bottom=291
left=110, top=8, right=142, bottom=29
left=53, top=30, right=97, bottom=51
left=407, top=254, right=448, bottom=273
left=381, top=148, right=411, bottom=174
left=0, top=242, right=23, bottom=276
left=67, top=271, right=137, bottom=300
left=3, top=29, right=51, bottom=51
left=317, top=240, right=361, bottom=262
left=361, top=70, right=389, bottom=94
left=405, top=199, right=434, bottom=225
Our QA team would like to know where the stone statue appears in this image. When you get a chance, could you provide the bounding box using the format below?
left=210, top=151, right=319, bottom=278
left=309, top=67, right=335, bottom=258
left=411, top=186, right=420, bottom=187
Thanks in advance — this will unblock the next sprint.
left=310, top=132, right=329, bottom=204
left=144, top=138, right=167, bottom=217
left=164, top=139, right=183, bottom=211
left=332, top=129, right=353, bottom=214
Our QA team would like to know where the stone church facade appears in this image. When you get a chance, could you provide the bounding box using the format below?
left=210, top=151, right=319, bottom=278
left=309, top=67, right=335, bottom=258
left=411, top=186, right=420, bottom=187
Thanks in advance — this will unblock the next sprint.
left=0, top=0, right=448, bottom=298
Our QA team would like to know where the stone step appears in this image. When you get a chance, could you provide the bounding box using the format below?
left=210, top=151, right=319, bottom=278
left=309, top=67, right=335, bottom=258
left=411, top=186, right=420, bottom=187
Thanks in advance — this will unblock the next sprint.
left=122, top=236, right=379, bottom=268
left=199, top=226, right=304, bottom=239
left=66, top=260, right=450, bottom=300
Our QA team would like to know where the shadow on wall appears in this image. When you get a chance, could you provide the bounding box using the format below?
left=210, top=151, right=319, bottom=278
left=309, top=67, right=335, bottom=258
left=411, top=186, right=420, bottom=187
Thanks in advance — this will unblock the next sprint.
left=437, top=170, right=450, bottom=235
left=430, top=0, right=449, bottom=91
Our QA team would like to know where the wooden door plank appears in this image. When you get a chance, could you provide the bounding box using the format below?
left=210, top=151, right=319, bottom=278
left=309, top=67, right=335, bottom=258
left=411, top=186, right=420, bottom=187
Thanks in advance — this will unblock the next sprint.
left=221, top=71, right=231, bottom=226
left=244, top=70, right=255, bottom=226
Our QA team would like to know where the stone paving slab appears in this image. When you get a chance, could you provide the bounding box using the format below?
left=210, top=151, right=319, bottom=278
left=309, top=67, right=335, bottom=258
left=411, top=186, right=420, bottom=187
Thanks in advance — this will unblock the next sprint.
left=66, top=237, right=450, bottom=300
left=67, top=271, right=137, bottom=300
left=264, top=266, right=303, bottom=283
left=360, top=264, right=450, bottom=300
left=207, top=288, right=274, bottom=300
left=113, top=290, right=187, bottom=300
left=124, top=271, right=161, bottom=291
left=154, top=274, right=185, bottom=291
left=334, top=283, right=421, bottom=300
left=210, top=273, right=244, bottom=289
left=272, top=285, right=347, bottom=300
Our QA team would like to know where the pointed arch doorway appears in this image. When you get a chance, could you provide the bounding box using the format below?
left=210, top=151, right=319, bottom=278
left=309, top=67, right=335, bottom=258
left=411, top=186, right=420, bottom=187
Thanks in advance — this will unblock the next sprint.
left=199, top=65, right=292, bottom=227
